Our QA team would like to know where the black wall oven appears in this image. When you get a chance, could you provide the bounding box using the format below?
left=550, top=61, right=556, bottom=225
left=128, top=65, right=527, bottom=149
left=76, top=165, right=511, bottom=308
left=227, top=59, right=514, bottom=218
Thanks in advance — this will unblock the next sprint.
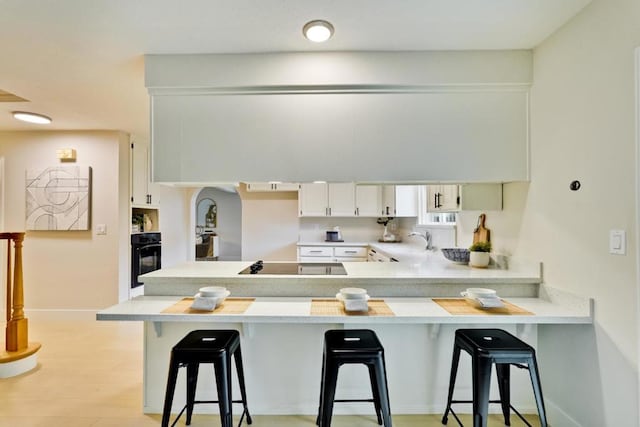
left=131, top=232, right=161, bottom=288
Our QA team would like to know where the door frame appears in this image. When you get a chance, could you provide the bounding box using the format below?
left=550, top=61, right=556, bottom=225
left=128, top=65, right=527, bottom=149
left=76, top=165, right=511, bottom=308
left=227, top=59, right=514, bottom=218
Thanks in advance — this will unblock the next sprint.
left=634, top=47, right=640, bottom=420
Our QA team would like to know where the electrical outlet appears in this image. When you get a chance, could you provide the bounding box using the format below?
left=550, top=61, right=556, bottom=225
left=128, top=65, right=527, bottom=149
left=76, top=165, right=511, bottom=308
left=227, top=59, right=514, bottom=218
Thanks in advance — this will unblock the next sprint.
left=96, top=224, right=107, bottom=235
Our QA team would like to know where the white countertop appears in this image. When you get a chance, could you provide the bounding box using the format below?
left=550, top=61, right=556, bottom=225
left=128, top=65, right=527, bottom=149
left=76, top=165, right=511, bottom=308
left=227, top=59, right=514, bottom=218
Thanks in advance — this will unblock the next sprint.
left=97, top=285, right=592, bottom=325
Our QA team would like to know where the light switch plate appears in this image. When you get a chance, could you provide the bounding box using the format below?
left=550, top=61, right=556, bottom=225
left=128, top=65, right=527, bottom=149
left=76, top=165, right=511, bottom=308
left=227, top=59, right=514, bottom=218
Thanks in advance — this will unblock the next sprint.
left=96, top=224, right=107, bottom=235
left=609, top=229, right=625, bottom=255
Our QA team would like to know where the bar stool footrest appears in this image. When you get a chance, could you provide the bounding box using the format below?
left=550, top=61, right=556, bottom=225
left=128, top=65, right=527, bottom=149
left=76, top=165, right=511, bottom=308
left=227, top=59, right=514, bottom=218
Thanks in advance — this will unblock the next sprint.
left=444, top=401, right=533, bottom=427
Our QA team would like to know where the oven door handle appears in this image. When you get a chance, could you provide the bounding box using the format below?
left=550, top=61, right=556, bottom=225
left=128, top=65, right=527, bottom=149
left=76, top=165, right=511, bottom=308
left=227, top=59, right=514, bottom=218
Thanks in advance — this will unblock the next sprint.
left=135, top=243, right=162, bottom=252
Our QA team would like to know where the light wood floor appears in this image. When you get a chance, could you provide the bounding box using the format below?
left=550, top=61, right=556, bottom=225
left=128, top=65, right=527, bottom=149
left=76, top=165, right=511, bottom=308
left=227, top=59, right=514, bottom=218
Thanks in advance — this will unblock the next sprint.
left=0, top=319, right=540, bottom=426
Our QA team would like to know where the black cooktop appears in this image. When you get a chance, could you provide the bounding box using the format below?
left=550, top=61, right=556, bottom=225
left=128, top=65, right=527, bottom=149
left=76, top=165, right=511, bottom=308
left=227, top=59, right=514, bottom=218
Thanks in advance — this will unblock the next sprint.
left=238, top=261, right=346, bottom=275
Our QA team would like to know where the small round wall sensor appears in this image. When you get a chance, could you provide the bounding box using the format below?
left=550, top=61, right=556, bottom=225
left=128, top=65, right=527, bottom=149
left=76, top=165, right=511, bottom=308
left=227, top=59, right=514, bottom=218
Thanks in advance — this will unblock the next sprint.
left=569, top=180, right=581, bottom=191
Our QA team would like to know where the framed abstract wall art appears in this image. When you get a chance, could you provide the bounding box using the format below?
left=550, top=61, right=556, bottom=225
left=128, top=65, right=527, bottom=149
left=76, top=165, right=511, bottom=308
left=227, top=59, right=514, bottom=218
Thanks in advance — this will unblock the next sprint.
left=25, top=166, right=92, bottom=231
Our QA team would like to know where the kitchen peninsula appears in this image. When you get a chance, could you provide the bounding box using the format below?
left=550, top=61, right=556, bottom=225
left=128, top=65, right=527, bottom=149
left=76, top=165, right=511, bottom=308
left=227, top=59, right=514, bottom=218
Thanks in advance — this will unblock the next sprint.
left=97, top=257, right=592, bottom=416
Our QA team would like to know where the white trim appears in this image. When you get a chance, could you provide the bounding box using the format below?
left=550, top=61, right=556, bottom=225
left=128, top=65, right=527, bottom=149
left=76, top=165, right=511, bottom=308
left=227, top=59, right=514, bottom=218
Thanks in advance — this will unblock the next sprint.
left=0, top=353, right=38, bottom=378
left=634, top=46, right=640, bottom=422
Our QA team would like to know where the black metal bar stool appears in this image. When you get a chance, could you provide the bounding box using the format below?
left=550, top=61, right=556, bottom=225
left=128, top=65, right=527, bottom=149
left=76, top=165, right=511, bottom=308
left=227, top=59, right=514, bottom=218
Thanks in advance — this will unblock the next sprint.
left=316, top=329, right=392, bottom=427
left=161, top=329, right=252, bottom=427
left=442, top=328, right=548, bottom=427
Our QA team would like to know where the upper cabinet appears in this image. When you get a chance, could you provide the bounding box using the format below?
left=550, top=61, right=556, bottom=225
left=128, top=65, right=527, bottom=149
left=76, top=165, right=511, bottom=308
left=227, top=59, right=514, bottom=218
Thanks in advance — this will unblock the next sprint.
left=299, top=183, right=355, bottom=217
left=355, top=185, right=382, bottom=217
left=245, top=182, right=299, bottom=192
left=131, top=140, right=160, bottom=207
left=146, top=52, right=531, bottom=184
left=381, top=185, right=419, bottom=217
left=425, top=184, right=502, bottom=212
left=299, top=184, right=418, bottom=218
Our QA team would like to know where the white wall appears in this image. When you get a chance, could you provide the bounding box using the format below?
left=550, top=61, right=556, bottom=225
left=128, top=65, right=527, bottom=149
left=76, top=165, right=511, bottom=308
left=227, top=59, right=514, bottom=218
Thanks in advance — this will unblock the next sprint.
left=455, top=0, right=640, bottom=424
left=0, top=131, right=130, bottom=311
left=239, top=186, right=298, bottom=261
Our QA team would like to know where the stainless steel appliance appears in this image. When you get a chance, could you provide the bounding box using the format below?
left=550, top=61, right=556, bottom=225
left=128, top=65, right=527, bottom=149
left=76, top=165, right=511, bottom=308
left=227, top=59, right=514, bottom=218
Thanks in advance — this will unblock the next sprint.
left=131, top=232, right=162, bottom=288
left=238, top=261, right=346, bottom=275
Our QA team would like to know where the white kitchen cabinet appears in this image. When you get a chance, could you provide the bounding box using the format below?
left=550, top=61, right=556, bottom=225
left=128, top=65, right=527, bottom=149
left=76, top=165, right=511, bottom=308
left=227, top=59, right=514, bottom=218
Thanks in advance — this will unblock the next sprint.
left=298, top=245, right=368, bottom=262
left=246, top=182, right=299, bottom=192
left=425, top=184, right=503, bottom=212
left=355, top=185, right=382, bottom=217
left=380, top=185, right=419, bottom=217
left=298, top=183, right=355, bottom=217
left=328, top=183, right=356, bottom=216
left=426, top=185, right=459, bottom=212
left=131, top=140, right=160, bottom=206
left=298, top=183, right=329, bottom=216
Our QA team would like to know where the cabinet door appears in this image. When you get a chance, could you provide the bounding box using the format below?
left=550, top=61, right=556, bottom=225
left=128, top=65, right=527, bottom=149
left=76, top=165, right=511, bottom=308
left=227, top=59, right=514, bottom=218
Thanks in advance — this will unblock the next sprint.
left=327, top=183, right=356, bottom=217
left=426, top=185, right=458, bottom=212
left=381, top=185, right=396, bottom=216
left=355, top=185, right=382, bottom=217
left=394, top=185, right=419, bottom=217
left=440, top=185, right=459, bottom=211
left=246, top=182, right=274, bottom=191
left=274, top=183, right=300, bottom=191
left=246, top=182, right=299, bottom=191
left=131, top=142, right=149, bottom=205
left=299, top=183, right=328, bottom=216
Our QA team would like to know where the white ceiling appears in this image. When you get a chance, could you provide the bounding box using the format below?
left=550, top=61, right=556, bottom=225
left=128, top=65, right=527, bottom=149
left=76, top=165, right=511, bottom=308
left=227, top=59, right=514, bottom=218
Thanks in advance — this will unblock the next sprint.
left=0, top=0, right=590, bottom=138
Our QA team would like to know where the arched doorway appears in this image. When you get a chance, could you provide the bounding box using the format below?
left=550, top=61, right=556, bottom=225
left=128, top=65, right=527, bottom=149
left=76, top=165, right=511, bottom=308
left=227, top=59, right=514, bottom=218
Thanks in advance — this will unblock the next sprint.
left=194, top=187, right=242, bottom=261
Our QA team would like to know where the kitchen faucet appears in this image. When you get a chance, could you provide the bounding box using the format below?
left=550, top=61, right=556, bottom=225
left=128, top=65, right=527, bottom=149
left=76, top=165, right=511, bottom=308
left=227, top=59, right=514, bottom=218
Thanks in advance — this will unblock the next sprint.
left=408, top=231, right=434, bottom=250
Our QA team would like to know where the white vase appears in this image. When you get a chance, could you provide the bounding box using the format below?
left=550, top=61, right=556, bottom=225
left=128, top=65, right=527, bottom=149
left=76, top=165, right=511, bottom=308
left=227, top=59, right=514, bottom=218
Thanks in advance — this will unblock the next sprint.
left=469, top=251, right=490, bottom=268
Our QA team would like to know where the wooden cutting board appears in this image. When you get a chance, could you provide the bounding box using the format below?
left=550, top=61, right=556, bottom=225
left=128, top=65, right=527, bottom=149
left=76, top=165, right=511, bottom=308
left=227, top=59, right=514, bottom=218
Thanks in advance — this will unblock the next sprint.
left=473, top=213, right=490, bottom=244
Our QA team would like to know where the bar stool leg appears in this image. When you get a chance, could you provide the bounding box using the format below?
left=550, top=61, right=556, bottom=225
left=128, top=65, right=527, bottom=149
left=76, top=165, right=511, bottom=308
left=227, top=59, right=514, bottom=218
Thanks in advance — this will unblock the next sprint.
left=319, top=358, right=340, bottom=427
left=373, top=356, right=393, bottom=427
left=527, top=356, right=548, bottom=427
left=442, top=345, right=461, bottom=424
left=161, top=354, right=179, bottom=427
left=495, top=363, right=511, bottom=426
left=367, top=364, right=383, bottom=425
left=471, top=357, right=492, bottom=427
left=214, top=355, right=233, bottom=427
left=316, top=351, right=326, bottom=426
left=186, top=363, right=200, bottom=425
left=233, top=346, right=253, bottom=424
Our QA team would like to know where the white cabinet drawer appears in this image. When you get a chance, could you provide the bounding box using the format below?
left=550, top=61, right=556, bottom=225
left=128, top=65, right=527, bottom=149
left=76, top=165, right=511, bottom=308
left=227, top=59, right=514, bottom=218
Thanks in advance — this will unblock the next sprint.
left=334, top=247, right=367, bottom=257
left=335, top=256, right=367, bottom=262
left=299, top=246, right=333, bottom=257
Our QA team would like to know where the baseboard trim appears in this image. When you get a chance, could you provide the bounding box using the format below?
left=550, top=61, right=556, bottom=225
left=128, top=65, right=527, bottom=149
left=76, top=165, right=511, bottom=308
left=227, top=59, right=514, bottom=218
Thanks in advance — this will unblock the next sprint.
left=546, top=398, right=581, bottom=427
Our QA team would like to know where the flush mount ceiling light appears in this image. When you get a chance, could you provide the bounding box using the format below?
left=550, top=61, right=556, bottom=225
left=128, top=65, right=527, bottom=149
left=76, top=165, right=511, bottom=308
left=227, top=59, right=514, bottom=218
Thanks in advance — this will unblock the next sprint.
left=303, top=20, right=334, bottom=43
left=12, top=111, right=52, bottom=124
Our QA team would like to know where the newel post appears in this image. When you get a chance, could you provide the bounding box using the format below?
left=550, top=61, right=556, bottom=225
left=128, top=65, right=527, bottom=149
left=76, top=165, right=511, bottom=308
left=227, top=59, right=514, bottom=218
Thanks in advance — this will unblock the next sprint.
left=4, top=232, right=28, bottom=352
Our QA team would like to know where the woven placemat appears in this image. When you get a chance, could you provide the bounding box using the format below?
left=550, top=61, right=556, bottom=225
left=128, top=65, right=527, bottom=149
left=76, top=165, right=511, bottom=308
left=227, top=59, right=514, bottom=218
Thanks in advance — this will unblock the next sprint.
left=162, top=297, right=255, bottom=314
left=310, top=299, right=394, bottom=316
left=432, top=298, right=533, bottom=315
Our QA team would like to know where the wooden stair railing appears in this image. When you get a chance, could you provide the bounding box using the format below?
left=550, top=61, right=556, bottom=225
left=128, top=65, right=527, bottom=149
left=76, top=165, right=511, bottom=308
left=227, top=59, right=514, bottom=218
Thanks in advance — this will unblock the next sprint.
left=2, top=232, right=40, bottom=362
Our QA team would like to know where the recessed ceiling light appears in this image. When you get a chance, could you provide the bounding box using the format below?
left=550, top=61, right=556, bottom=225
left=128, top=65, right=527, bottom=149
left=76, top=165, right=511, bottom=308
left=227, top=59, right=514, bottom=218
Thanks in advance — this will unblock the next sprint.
left=12, top=111, right=52, bottom=124
left=303, top=20, right=334, bottom=43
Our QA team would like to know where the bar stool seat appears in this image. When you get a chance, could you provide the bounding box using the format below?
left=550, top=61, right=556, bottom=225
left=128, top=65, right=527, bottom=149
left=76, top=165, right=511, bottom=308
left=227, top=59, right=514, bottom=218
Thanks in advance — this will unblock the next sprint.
left=442, top=328, right=548, bottom=427
left=317, top=329, right=392, bottom=427
left=161, top=329, right=252, bottom=427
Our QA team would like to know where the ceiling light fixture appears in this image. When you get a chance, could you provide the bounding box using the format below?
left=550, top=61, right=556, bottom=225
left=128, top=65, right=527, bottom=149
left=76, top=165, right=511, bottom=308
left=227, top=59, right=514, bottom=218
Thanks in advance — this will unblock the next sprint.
left=12, top=111, right=52, bottom=124
left=303, top=20, right=334, bottom=43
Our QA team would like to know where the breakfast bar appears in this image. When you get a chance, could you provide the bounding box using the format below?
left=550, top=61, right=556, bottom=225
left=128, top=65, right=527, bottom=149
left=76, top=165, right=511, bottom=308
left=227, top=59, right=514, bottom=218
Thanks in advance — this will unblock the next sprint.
left=97, top=259, right=592, bottom=416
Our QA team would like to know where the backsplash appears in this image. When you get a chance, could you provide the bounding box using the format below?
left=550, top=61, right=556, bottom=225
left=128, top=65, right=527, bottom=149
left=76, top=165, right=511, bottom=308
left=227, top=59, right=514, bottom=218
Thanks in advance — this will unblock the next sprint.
left=298, top=217, right=416, bottom=243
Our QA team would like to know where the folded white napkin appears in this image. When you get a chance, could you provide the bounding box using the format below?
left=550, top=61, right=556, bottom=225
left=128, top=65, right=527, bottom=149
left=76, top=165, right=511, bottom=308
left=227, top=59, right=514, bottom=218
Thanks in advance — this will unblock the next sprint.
left=475, top=297, right=505, bottom=308
left=336, top=293, right=370, bottom=312
left=343, top=298, right=369, bottom=312
left=190, top=293, right=219, bottom=311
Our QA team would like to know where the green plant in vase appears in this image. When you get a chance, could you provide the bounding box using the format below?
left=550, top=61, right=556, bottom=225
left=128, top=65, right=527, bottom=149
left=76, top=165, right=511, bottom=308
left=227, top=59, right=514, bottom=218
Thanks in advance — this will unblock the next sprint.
left=469, top=241, right=491, bottom=268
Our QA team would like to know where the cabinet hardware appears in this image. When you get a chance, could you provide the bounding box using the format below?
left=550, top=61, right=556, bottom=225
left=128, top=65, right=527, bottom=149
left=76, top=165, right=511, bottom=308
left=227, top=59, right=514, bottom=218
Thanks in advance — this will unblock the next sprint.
left=310, top=250, right=323, bottom=253
left=345, top=250, right=357, bottom=254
